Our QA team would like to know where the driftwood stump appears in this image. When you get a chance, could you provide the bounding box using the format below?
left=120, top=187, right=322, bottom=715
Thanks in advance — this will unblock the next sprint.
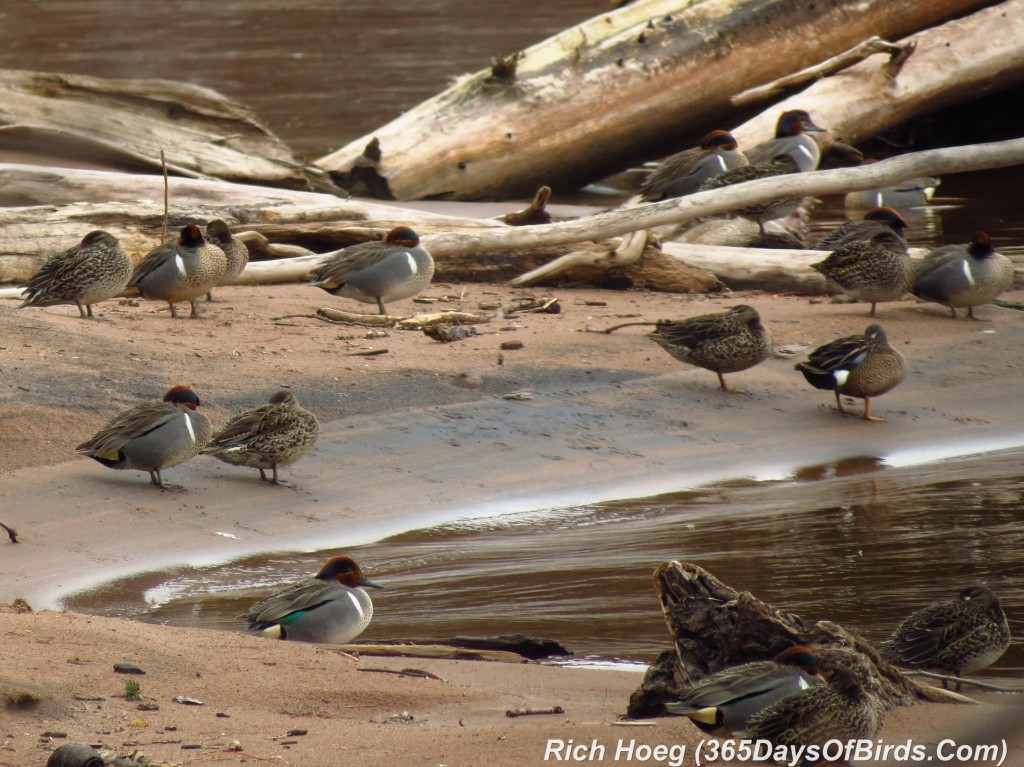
left=626, top=561, right=969, bottom=718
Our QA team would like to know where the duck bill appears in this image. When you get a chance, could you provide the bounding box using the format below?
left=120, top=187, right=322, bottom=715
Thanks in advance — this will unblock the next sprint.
left=803, top=118, right=826, bottom=132
left=360, top=577, right=384, bottom=589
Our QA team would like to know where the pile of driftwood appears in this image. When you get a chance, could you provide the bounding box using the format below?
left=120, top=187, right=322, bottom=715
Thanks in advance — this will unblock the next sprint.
left=2, top=0, right=1024, bottom=297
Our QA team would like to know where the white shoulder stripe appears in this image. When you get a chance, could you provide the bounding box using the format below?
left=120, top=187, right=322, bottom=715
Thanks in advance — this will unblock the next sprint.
left=961, top=259, right=975, bottom=286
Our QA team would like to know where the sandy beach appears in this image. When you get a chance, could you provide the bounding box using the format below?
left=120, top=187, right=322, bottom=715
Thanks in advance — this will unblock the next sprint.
left=2, top=281, right=1023, bottom=766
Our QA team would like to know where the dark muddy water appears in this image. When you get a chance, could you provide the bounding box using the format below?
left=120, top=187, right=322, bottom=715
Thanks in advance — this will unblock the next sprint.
left=6, top=2, right=1024, bottom=675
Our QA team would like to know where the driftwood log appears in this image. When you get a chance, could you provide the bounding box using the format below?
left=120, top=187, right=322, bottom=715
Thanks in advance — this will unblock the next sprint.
left=315, top=0, right=1000, bottom=200
left=626, top=562, right=972, bottom=719
left=0, top=69, right=335, bottom=192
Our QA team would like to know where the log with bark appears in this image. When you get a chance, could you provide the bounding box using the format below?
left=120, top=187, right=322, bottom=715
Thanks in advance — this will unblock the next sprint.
left=314, top=0, right=999, bottom=200
left=0, top=69, right=336, bottom=192
left=626, top=561, right=972, bottom=719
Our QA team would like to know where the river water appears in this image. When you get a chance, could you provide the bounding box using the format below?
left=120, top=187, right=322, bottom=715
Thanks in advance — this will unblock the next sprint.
left=5, top=2, right=1024, bottom=677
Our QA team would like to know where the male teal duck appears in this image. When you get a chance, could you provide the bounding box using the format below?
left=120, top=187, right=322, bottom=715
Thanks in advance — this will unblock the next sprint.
left=310, top=226, right=434, bottom=316
left=76, top=385, right=213, bottom=488
left=880, top=585, right=1011, bottom=690
left=811, top=238, right=912, bottom=316
left=242, top=556, right=383, bottom=644
left=639, top=130, right=748, bottom=201
left=204, top=219, right=250, bottom=301
left=794, top=324, right=906, bottom=422
left=202, top=390, right=320, bottom=487
left=129, top=224, right=228, bottom=318
left=19, top=230, right=132, bottom=319
left=912, top=231, right=1013, bottom=319
left=746, top=661, right=884, bottom=757
left=648, top=305, right=773, bottom=393
left=812, top=206, right=909, bottom=251
left=745, top=109, right=826, bottom=172
left=845, top=175, right=939, bottom=210
left=665, top=646, right=824, bottom=737
left=698, top=154, right=802, bottom=234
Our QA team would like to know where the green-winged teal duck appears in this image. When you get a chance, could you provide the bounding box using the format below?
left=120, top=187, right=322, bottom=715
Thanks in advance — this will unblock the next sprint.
left=912, top=231, right=1013, bottom=319
left=665, top=645, right=824, bottom=737
left=746, top=661, right=884, bottom=755
left=880, top=585, right=1011, bottom=690
left=640, top=130, right=748, bottom=201
left=76, top=385, right=212, bottom=488
left=745, top=109, right=826, bottom=172
left=202, top=390, right=320, bottom=486
left=698, top=154, right=802, bottom=234
left=795, top=324, right=906, bottom=421
left=242, top=555, right=383, bottom=644
left=129, top=224, right=228, bottom=318
left=845, top=175, right=939, bottom=210
left=648, top=305, right=773, bottom=393
left=19, top=230, right=132, bottom=319
left=811, top=238, right=912, bottom=316
left=813, top=206, right=909, bottom=251
left=310, top=226, right=434, bottom=316
left=204, top=219, right=250, bottom=301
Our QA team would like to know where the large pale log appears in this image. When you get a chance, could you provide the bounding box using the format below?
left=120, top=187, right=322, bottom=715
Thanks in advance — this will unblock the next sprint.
left=0, top=69, right=336, bottom=192
left=315, top=0, right=994, bottom=200
left=732, top=0, right=1024, bottom=149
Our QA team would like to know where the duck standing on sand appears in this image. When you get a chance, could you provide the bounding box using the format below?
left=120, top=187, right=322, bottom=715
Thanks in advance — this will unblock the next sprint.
left=811, top=237, right=912, bottom=317
left=794, top=324, right=906, bottom=422
left=202, top=390, right=320, bottom=487
left=242, top=556, right=383, bottom=644
left=745, top=662, right=884, bottom=758
left=745, top=109, right=827, bottom=172
left=912, top=231, right=1013, bottom=319
left=76, top=385, right=212, bottom=488
left=203, top=219, right=250, bottom=301
left=880, top=585, right=1011, bottom=690
left=639, top=130, right=748, bottom=201
left=665, top=646, right=824, bottom=737
left=812, top=206, right=909, bottom=251
left=310, top=226, right=434, bottom=316
left=648, top=305, right=773, bottom=393
left=128, top=224, right=228, bottom=318
left=19, top=230, right=132, bottom=319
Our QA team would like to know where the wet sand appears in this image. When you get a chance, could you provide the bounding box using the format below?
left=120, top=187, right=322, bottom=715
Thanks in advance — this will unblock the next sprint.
left=2, top=282, right=1023, bottom=765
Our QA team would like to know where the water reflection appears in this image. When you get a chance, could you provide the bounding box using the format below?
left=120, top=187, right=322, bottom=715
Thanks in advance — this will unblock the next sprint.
left=65, top=447, right=1024, bottom=679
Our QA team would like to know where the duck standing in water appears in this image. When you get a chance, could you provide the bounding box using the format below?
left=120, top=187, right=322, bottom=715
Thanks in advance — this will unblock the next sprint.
left=794, top=324, right=906, bottom=422
left=310, top=226, right=434, bottom=316
left=242, top=556, right=383, bottom=644
left=19, top=230, right=132, bottom=319
left=880, top=585, right=1011, bottom=690
left=202, top=390, right=320, bottom=487
left=76, top=385, right=212, bottom=488
left=648, top=305, right=773, bottom=393
left=639, top=130, right=748, bottom=201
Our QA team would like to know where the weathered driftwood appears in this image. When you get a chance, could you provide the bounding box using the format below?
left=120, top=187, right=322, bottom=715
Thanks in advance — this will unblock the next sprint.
left=0, top=69, right=335, bottom=192
left=731, top=0, right=1024, bottom=149
left=315, top=0, right=995, bottom=200
left=627, top=562, right=972, bottom=719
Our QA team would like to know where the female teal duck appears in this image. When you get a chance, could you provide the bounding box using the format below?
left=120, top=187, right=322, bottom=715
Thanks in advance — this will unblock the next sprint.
left=812, top=206, right=908, bottom=251
left=242, top=556, right=383, bottom=644
left=811, top=238, right=912, bottom=317
left=665, top=646, right=823, bottom=737
left=76, top=385, right=212, bottom=488
left=204, top=219, right=250, bottom=301
left=746, top=661, right=884, bottom=758
left=19, top=230, right=132, bottom=319
left=202, top=390, right=320, bottom=487
left=912, top=231, right=1013, bottom=319
left=648, top=305, right=773, bottom=393
left=698, top=154, right=802, bottom=234
left=639, top=130, right=748, bottom=201
left=794, top=324, right=906, bottom=421
left=745, top=109, right=826, bottom=172
left=880, top=585, right=1011, bottom=690
left=310, top=226, right=434, bottom=316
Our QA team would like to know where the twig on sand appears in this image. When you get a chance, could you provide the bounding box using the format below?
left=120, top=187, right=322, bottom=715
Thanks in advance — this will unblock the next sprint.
left=358, top=667, right=446, bottom=682
left=585, top=320, right=657, bottom=335
left=506, top=705, right=565, bottom=718
left=0, top=521, right=18, bottom=543
left=903, top=670, right=1024, bottom=693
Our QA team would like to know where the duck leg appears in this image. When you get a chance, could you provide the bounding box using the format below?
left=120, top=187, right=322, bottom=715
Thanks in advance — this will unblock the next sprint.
left=833, top=391, right=851, bottom=415
left=376, top=297, right=387, bottom=315
left=861, top=397, right=886, bottom=422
